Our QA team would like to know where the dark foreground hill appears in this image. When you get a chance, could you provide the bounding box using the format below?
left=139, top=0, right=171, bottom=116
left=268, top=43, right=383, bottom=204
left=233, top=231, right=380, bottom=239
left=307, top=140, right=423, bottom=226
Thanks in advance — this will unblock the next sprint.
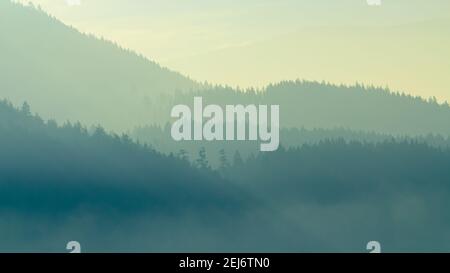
left=0, top=99, right=241, bottom=213
left=1, top=100, right=450, bottom=252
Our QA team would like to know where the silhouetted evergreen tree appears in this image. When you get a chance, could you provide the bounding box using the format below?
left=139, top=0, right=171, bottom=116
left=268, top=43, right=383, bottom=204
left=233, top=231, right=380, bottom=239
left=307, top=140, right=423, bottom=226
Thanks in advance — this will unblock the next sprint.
left=219, top=149, right=229, bottom=170
left=177, top=149, right=189, bottom=162
left=196, top=147, right=209, bottom=169
left=21, top=102, right=30, bottom=116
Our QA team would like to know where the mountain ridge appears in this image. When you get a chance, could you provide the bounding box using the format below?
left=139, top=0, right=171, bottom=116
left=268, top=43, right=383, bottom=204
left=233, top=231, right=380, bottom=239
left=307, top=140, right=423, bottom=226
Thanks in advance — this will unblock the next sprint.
left=2, top=1, right=450, bottom=137
left=0, top=1, right=202, bottom=131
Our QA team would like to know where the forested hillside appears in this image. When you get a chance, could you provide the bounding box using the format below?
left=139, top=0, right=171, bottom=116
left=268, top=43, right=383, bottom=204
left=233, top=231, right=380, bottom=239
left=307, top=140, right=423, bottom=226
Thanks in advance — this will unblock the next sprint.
left=166, top=81, right=450, bottom=136
left=2, top=99, right=450, bottom=252
left=0, top=99, right=240, bottom=213
left=133, top=123, right=450, bottom=167
left=0, top=1, right=202, bottom=132
left=2, top=0, right=450, bottom=253
left=2, top=1, right=450, bottom=137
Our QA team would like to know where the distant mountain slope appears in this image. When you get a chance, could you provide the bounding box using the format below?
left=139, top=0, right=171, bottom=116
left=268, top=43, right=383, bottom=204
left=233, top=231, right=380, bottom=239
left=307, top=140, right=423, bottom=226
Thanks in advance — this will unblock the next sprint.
left=166, top=81, right=450, bottom=136
left=0, top=1, right=201, bottom=131
left=2, top=1, right=450, bottom=137
left=169, top=21, right=450, bottom=102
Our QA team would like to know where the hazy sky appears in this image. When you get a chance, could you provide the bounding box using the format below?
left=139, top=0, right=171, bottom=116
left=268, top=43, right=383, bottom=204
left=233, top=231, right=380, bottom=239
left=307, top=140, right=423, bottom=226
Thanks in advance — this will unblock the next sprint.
left=15, top=0, right=450, bottom=102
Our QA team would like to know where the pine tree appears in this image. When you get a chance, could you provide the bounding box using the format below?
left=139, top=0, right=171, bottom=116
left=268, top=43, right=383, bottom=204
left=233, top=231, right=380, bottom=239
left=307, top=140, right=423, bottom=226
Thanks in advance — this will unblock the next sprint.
left=177, top=149, right=189, bottom=162
left=21, top=102, right=31, bottom=116
left=196, top=147, right=209, bottom=169
left=219, top=149, right=229, bottom=170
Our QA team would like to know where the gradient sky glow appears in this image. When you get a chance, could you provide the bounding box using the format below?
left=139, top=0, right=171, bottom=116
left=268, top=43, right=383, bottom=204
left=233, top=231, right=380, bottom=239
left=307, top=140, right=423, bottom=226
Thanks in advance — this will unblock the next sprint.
left=15, top=0, right=450, bottom=102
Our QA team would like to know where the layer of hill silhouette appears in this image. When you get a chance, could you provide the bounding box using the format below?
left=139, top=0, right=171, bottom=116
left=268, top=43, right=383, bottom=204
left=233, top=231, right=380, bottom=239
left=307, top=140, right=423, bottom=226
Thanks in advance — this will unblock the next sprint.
left=0, top=99, right=243, bottom=213
left=2, top=99, right=450, bottom=252
left=165, top=82, right=450, bottom=136
left=2, top=1, right=450, bottom=137
left=3, top=0, right=450, bottom=253
left=0, top=1, right=202, bottom=132
left=133, top=123, right=450, bottom=168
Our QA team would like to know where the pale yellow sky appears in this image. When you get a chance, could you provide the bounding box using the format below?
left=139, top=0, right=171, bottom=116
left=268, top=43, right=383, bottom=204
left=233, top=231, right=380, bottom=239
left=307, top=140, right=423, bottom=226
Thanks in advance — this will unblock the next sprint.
left=15, top=0, right=450, bottom=102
